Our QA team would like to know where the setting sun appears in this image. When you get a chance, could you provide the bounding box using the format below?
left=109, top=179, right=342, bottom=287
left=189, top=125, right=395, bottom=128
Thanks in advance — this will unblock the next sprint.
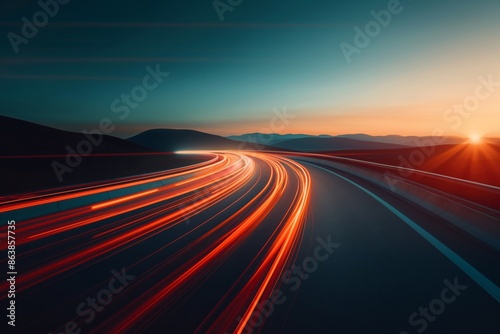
left=469, top=134, right=482, bottom=144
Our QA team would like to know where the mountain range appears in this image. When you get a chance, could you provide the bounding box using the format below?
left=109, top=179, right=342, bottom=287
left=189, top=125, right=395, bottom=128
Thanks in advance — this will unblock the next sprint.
left=4, top=116, right=496, bottom=155
left=228, top=133, right=468, bottom=148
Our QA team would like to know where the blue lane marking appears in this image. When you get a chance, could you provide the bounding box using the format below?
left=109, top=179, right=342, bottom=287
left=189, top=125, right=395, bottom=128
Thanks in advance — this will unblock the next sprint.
left=304, top=161, right=500, bottom=303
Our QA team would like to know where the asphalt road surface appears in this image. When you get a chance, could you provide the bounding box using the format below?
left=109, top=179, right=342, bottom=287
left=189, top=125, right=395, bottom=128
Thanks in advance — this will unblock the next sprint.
left=1, top=151, right=498, bottom=334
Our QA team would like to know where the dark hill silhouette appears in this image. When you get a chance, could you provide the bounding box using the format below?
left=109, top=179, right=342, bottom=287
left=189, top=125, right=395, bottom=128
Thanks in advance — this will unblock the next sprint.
left=0, top=117, right=210, bottom=195
left=0, top=115, right=151, bottom=156
left=127, top=129, right=275, bottom=151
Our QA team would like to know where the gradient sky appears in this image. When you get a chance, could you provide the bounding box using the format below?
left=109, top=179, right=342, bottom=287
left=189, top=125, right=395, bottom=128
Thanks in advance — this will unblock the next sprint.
left=1, top=0, right=499, bottom=138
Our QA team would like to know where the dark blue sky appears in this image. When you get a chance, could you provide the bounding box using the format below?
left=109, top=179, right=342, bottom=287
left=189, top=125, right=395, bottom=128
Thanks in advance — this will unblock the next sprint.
left=1, top=0, right=499, bottom=137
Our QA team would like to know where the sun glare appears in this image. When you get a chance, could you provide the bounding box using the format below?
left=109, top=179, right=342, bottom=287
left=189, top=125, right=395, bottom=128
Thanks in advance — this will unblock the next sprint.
left=469, top=134, right=482, bottom=144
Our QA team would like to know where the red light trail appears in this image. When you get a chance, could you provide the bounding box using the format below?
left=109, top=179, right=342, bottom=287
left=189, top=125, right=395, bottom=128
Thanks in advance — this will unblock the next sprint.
left=0, top=151, right=312, bottom=333
left=1, top=150, right=497, bottom=333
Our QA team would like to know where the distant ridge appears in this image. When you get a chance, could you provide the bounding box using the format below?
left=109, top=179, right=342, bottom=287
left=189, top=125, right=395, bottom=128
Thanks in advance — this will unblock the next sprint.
left=227, top=133, right=333, bottom=146
left=3, top=116, right=494, bottom=157
left=228, top=132, right=468, bottom=147
left=269, top=137, right=408, bottom=151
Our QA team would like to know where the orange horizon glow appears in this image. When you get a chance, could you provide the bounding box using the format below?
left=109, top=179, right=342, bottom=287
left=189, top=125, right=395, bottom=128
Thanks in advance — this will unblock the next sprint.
left=145, top=104, right=500, bottom=138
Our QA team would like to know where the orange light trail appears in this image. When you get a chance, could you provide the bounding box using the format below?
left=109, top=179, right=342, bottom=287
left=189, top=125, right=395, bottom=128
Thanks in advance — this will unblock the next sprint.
left=0, top=151, right=314, bottom=334
left=91, top=188, right=159, bottom=210
left=90, top=152, right=312, bottom=333
left=0, top=154, right=220, bottom=212
left=3, top=149, right=497, bottom=333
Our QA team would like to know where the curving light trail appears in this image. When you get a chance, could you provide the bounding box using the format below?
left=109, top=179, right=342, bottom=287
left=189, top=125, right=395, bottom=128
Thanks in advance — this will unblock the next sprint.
left=0, top=151, right=312, bottom=333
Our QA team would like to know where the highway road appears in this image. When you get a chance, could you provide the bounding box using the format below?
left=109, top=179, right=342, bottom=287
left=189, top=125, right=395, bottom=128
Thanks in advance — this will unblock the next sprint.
left=1, top=151, right=499, bottom=333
